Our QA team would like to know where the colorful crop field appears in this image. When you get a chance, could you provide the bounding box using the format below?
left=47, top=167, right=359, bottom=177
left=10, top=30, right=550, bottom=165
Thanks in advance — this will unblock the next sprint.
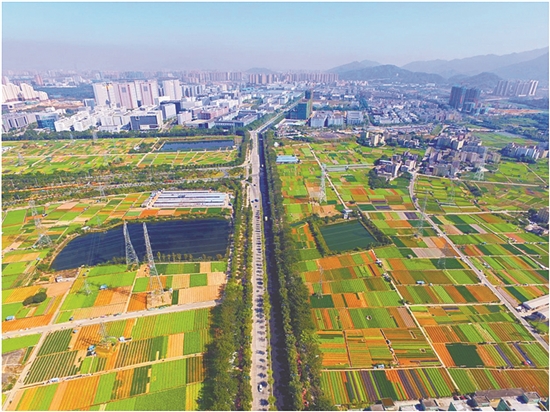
left=12, top=356, right=203, bottom=411
left=321, top=368, right=455, bottom=407
left=449, top=369, right=549, bottom=397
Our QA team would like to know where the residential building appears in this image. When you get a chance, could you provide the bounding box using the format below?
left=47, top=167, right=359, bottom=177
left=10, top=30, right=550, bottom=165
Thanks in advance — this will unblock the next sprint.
left=114, top=82, right=139, bottom=109
left=162, top=79, right=182, bottom=100
left=449, top=86, right=466, bottom=109
left=137, top=80, right=159, bottom=106
left=92, top=82, right=117, bottom=107
left=346, top=110, right=363, bottom=125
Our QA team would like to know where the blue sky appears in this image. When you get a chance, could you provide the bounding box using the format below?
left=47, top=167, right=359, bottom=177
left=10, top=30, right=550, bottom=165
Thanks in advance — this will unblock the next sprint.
left=3, top=2, right=549, bottom=71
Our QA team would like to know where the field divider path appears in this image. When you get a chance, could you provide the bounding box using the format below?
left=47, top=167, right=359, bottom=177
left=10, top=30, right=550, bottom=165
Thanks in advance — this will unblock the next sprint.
left=409, top=172, right=549, bottom=352
left=2, top=300, right=217, bottom=339
left=384, top=275, right=462, bottom=392
left=47, top=279, right=77, bottom=326
left=308, top=144, right=347, bottom=209
left=524, top=163, right=547, bottom=185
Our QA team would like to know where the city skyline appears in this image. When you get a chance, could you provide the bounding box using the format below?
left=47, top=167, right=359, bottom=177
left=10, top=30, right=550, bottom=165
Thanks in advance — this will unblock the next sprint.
left=3, top=2, right=549, bottom=72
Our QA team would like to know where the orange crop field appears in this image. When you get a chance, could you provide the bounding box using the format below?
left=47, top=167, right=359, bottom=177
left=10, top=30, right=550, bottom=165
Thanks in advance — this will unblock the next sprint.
left=167, top=333, right=185, bottom=358
left=127, top=293, right=147, bottom=312
left=57, top=376, right=100, bottom=410
left=332, top=294, right=346, bottom=308
left=207, top=272, right=226, bottom=285
left=317, top=256, right=345, bottom=270
left=433, top=343, right=455, bottom=366
left=171, top=275, right=191, bottom=289
left=73, top=324, right=101, bottom=350
left=178, top=285, right=220, bottom=304
left=113, top=369, right=134, bottom=400
left=424, top=326, right=460, bottom=344
left=343, top=293, right=367, bottom=308
left=72, top=303, right=126, bottom=320
left=2, top=315, right=53, bottom=332
left=95, top=289, right=114, bottom=306
left=466, top=285, right=498, bottom=302
left=4, top=285, right=42, bottom=303
left=387, top=259, right=407, bottom=271
left=139, top=209, right=159, bottom=218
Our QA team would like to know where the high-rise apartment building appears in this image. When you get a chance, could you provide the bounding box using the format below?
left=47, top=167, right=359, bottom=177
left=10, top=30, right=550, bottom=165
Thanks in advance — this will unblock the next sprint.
left=494, top=79, right=538, bottom=97
left=93, top=83, right=117, bottom=107
left=449, top=86, right=466, bottom=109
left=113, top=82, right=138, bottom=109
left=162, top=79, right=182, bottom=100
left=138, top=80, right=159, bottom=106
left=449, top=86, right=480, bottom=111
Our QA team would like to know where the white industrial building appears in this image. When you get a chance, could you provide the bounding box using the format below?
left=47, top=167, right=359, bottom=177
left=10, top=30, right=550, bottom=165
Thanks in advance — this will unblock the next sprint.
left=144, top=190, right=230, bottom=208
left=523, top=295, right=549, bottom=311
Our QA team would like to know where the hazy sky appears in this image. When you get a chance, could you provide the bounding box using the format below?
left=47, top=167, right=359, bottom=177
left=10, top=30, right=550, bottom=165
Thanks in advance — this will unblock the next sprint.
left=3, top=2, right=549, bottom=71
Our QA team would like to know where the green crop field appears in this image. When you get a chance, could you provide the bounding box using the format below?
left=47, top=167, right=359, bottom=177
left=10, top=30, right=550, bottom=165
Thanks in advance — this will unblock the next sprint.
left=320, top=220, right=376, bottom=252
left=1, top=333, right=41, bottom=354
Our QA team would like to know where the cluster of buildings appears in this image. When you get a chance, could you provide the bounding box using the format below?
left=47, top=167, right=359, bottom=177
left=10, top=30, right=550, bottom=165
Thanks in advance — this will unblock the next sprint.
left=308, top=110, right=363, bottom=128
left=501, top=142, right=549, bottom=161
left=2, top=77, right=49, bottom=103
left=374, top=151, right=418, bottom=180
left=420, top=127, right=500, bottom=177
left=367, top=390, right=547, bottom=411
left=494, top=80, right=539, bottom=97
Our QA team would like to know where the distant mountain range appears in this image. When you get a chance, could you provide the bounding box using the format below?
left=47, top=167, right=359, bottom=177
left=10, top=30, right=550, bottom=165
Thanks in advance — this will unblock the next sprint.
left=327, top=48, right=549, bottom=88
left=328, top=59, right=381, bottom=74
left=401, top=47, right=548, bottom=77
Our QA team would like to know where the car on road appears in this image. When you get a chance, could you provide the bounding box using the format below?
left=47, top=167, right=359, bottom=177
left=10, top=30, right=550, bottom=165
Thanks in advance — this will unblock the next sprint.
left=258, top=384, right=263, bottom=392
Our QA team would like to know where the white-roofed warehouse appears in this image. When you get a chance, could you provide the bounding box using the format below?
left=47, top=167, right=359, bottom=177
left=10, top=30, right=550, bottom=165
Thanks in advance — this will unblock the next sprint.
left=523, top=295, right=550, bottom=311
left=146, top=190, right=230, bottom=208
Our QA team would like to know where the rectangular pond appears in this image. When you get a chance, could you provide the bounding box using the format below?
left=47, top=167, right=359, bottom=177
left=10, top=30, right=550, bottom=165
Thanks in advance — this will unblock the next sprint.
left=159, top=139, right=235, bottom=152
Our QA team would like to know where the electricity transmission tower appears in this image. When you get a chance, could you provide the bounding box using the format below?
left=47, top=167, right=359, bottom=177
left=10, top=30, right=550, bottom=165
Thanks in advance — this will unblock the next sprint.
left=93, top=131, right=98, bottom=144
left=70, top=132, right=74, bottom=141
left=316, top=265, right=324, bottom=299
left=318, top=164, right=327, bottom=204
left=82, top=279, right=91, bottom=296
left=415, top=192, right=428, bottom=238
left=98, top=183, right=107, bottom=201
left=474, top=151, right=487, bottom=181
left=143, top=223, right=163, bottom=295
left=124, top=221, right=139, bottom=268
left=17, top=152, right=24, bottom=167
left=448, top=179, right=455, bottom=203
left=29, top=201, right=53, bottom=248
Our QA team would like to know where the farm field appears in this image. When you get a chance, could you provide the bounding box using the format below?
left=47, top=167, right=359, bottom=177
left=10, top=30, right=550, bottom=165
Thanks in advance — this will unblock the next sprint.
left=9, top=308, right=210, bottom=411
left=414, top=175, right=549, bottom=213
left=275, top=137, right=549, bottom=408
left=319, top=220, right=376, bottom=252
left=2, top=137, right=238, bottom=175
